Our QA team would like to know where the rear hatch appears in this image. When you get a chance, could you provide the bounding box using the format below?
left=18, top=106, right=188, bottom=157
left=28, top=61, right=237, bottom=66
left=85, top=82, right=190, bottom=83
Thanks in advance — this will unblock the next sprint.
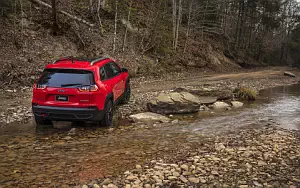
left=34, top=69, right=95, bottom=107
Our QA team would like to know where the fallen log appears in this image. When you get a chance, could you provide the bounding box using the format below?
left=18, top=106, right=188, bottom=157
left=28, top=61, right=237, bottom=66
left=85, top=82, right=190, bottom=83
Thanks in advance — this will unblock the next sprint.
left=29, top=0, right=95, bottom=27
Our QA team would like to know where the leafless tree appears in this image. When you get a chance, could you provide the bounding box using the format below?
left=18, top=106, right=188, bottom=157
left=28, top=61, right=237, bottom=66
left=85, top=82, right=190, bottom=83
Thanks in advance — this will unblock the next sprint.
left=51, top=0, right=58, bottom=35
left=184, top=0, right=193, bottom=53
left=122, top=0, right=133, bottom=52
left=113, top=0, right=118, bottom=54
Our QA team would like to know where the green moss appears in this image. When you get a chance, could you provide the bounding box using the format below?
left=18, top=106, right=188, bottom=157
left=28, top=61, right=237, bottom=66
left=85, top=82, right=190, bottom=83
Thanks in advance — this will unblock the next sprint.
left=233, top=87, right=256, bottom=101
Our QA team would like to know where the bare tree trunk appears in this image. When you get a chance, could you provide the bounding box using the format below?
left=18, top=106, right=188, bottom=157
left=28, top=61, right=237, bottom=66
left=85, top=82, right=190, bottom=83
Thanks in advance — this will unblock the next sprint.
left=29, top=0, right=95, bottom=27
left=89, top=0, right=93, bottom=15
left=52, top=0, right=58, bottom=35
left=21, top=0, right=23, bottom=34
left=29, top=2, right=32, bottom=22
left=174, top=0, right=182, bottom=51
left=13, top=0, right=17, bottom=45
left=172, top=0, right=177, bottom=49
left=97, top=0, right=103, bottom=35
left=113, top=0, right=118, bottom=54
left=122, top=0, right=133, bottom=52
left=201, top=0, right=208, bottom=39
left=97, top=0, right=101, bottom=12
left=101, top=0, right=106, bottom=9
left=184, top=0, right=193, bottom=53
left=223, top=0, right=228, bottom=36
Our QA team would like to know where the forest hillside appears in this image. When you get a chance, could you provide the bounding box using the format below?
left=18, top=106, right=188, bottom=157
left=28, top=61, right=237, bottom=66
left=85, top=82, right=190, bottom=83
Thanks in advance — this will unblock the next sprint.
left=1, top=0, right=300, bottom=86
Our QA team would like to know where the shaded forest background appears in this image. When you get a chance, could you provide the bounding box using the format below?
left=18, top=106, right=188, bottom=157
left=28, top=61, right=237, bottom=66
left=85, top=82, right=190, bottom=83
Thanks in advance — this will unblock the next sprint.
left=0, top=0, right=300, bottom=86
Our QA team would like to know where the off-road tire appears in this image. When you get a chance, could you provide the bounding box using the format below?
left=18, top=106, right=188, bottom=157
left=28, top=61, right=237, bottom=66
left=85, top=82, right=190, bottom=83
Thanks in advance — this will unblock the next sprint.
left=120, top=81, right=131, bottom=104
left=34, top=115, right=53, bottom=130
left=101, top=100, right=113, bottom=126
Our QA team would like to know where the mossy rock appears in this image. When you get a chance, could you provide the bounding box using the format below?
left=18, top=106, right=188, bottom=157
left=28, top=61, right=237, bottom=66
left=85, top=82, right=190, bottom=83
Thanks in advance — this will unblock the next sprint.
left=233, top=87, right=256, bottom=101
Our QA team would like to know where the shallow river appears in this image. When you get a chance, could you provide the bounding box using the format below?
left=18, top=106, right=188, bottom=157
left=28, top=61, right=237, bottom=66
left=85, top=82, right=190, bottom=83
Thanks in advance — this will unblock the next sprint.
left=0, top=84, right=299, bottom=187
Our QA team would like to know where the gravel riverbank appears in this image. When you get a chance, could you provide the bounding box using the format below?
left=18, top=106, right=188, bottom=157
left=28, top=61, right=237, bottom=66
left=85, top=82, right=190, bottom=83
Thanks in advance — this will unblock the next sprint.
left=81, top=126, right=300, bottom=188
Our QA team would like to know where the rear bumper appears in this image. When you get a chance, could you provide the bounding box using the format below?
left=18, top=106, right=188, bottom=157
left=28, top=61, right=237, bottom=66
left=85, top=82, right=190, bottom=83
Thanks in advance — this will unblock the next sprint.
left=32, top=105, right=104, bottom=121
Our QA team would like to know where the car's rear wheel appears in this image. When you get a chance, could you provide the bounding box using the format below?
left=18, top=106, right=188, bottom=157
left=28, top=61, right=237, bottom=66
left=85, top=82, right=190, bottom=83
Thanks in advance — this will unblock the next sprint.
left=101, top=100, right=113, bottom=126
left=34, top=115, right=53, bottom=130
left=121, top=81, right=131, bottom=104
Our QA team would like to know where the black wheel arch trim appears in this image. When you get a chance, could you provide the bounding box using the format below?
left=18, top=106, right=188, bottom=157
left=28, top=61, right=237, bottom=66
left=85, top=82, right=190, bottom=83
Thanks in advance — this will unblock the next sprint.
left=106, top=92, right=114, bottom=104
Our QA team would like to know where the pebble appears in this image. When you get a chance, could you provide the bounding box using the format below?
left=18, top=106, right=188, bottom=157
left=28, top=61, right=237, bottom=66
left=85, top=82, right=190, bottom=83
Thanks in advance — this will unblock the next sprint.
left=126, top=175, right=138, bottom=181
left=173, top=171, right=180, bottom=177
left=188, top=177, right=200, bottom=184
left=102, top=178, right=112, bottom=185
left=136, top=165, right=142, bottom=169
left=168, top=176, right=177, bottom=181
left=107, top=184, right=117, bottom=188
left=180, top=164, right=189, bottom=171
left=179, top=176, right=188, bottom=183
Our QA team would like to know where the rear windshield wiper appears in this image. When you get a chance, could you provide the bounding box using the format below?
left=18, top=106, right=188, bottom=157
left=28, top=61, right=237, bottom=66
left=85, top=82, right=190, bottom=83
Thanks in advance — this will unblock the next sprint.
left=61, top=83, right=85, bottom=87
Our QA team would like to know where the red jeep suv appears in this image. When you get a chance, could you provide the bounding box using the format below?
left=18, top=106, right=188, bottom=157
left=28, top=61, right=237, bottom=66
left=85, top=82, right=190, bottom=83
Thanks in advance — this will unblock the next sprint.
left=32, top=57, right=130, bottom=127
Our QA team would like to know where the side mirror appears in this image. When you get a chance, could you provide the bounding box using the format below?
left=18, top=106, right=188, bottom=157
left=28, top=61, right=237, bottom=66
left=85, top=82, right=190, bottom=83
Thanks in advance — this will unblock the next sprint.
left=121, top=68, right=128, bottom=72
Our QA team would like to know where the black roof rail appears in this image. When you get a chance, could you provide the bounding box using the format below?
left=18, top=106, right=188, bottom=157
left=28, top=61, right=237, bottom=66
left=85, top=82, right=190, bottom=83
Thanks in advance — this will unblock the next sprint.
left=90, top=57, right=109, bottom=66
left=52, top=56, right=73, bottom=64
left=51, top=56, right=109, bottom=65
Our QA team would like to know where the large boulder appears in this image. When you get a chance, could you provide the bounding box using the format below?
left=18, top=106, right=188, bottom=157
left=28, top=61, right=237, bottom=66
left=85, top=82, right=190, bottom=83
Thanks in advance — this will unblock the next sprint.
left=129, top=112, right=171, bottom=123
left=147, top=92, right=201, bottom=114
left=173, top=87, right=232, bottom=101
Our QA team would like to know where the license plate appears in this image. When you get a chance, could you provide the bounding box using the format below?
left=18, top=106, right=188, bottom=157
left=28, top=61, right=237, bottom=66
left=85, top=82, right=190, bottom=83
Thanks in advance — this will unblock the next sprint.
left=56, top=95, right=69, bottom=102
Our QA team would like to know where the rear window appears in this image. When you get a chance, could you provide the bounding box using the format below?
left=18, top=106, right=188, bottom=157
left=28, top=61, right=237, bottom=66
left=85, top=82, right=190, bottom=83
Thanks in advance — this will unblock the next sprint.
left=38, top=69, right=94, bottom=88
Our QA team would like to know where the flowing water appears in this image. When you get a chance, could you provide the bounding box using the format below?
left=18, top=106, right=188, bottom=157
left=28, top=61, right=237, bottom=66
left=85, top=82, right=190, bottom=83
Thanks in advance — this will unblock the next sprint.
left=0, top=84, right=300, bottom=187
left=181, top=84, right=300, bottom=134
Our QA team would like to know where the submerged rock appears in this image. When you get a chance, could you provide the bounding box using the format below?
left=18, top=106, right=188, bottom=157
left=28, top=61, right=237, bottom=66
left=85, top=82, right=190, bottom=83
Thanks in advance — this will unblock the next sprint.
left=211, top=102, right=230, bottom=109
left=231, top=101, right=244, bottom=108
left=129, top=112, right=171, bottom=123
left=147, top=92, right=201, bottom=114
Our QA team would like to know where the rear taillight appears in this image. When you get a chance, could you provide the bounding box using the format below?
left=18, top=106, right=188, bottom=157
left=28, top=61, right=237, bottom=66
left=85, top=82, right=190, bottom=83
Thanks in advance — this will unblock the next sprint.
left=77, top=85, right=98, bottom=92
left=34, top=84, right=47, bottom=90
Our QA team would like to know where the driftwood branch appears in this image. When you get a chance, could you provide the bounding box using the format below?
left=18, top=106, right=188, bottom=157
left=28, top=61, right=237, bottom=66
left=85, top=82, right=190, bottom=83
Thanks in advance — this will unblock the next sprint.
left=28, top=0, right=95, bottom=27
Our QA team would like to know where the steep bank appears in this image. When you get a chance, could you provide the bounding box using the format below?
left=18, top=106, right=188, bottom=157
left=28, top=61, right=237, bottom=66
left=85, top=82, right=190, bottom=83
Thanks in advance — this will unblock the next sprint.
left=0, top=0, right=258, bottom=88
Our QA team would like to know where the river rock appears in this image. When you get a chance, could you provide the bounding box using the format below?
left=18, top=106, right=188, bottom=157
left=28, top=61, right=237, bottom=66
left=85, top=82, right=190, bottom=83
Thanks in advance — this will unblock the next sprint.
left=101, top=178, right=112, bottom=185
left=198, top=96, right=218, bottom=104
left=129, top=112, right=171, bottom=123
left=173, top=87, right=233, bottom=100
left=284, top=71, right=296, bottom=77
left=107, top=184, right=118, bottom=188
left=215, top=143, right=226, bottom=151
left=231, top=101, right=243, bottom=108
left=180, top=175, right=188, bottom=183
left=147, top=92, right=201, bottom=114
left=188, top=177, right=200, bottom=184
left=168, top=176, right=177, bottom=181
left=181, top=164, right=189, bottom=171
left=68, top=128, right=77, bottom=135
left=211, top=102, right=230, bottom=109
left=126, top=175, right=138, bottom=181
